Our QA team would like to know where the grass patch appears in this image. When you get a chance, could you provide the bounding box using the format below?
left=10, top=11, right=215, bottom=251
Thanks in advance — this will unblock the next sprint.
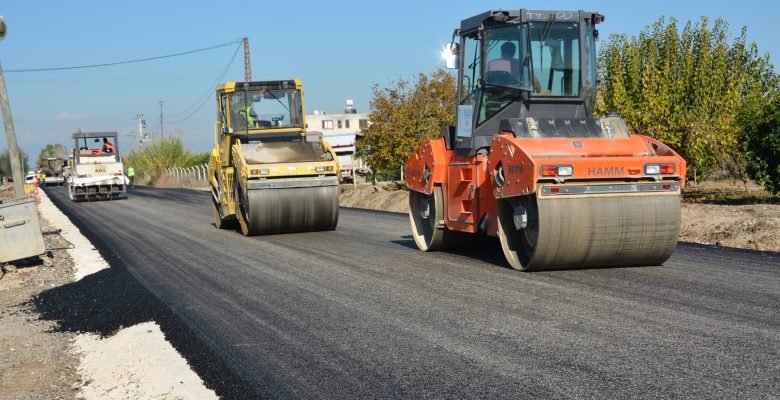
left=683, top=186, right=779, bottom=205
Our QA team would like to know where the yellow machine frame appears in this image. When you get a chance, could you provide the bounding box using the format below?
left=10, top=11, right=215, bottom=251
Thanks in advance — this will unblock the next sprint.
left=209, top=79, right=340, bottom=231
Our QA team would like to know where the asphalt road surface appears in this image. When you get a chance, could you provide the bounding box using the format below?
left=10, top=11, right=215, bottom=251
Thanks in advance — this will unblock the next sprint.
left=44, top=186, right=779, bottom=399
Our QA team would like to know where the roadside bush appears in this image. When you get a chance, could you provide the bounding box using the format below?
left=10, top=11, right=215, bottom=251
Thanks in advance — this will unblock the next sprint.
left=742, top=98, right=780, bottom=194
left=124, top=136, right=200, bottom=185
left=187, top=152, right=210, bottom=167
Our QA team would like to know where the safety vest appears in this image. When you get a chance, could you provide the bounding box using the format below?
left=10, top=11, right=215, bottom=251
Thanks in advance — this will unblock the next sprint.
left=103, top=142, right=115, bottom=153
left=240, top=105, right=255, bottom=126
left=127, top=167, right=135, bottom=177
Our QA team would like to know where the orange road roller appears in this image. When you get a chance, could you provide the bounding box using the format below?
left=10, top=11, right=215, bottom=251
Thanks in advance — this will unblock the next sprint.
left=404, top=9, right=686, bottom=271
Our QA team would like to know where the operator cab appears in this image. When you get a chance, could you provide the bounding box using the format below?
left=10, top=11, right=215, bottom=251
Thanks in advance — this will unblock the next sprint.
left=217, top=80, right=305, bottom=138
left=214, top=80, right=330, bottom=167
left=443, top=9, right=627, bottom=153
left=71, top=131, right=120, bottom=164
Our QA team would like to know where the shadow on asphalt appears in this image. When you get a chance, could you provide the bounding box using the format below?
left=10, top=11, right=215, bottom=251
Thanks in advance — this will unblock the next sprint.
left=126, top=186, right=208, bottom=205
left=33, top=187, right=261, bottom=400
left=391, top=233, right=511, bottom=270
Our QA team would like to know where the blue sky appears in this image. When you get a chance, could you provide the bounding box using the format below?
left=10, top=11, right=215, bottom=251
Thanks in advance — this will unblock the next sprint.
left=1, top=0, right=777, bottom=158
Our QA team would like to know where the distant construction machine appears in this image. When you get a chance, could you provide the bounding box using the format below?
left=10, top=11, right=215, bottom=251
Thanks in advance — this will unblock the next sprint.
left=68, top=131, right=127, bottom=201
left=37, top=157, right=66, bottom=186
left=405, top=9, right=687, bottom=271
left=209, top=80, right=340, bottom=235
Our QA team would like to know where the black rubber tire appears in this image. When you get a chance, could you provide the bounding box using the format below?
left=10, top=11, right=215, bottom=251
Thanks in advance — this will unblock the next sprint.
left=212, top=196, right=236, bottom=230
left=408, top=186, right=449, bottom=251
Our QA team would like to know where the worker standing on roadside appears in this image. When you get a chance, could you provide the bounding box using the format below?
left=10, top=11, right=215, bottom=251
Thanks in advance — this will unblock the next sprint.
left=127, top=166, right=135, bottom=188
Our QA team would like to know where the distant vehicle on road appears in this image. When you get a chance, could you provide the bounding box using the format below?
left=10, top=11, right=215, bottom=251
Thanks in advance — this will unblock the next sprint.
left=38, top=157, right=66, bottom=186
left=67, top=130, right=127, bottom=201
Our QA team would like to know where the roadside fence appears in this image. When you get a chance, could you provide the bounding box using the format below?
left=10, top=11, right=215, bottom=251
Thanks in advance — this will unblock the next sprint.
left=157, top=163, right=209, bottom=189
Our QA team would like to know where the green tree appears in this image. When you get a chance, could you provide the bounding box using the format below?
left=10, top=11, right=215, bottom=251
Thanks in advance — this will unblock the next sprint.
left=357, top=69, right=456, bottom=177
left=0, top=148, right=29, bottom=177
left=36, top=143, right=68, bottom=167
left=598, top=17, right=775, bottom=182
left=742, top=95, right=780, bottom=194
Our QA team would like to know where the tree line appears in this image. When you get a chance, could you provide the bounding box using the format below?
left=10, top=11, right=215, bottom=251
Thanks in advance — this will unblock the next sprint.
left=597, top=16, right=778, bottom=190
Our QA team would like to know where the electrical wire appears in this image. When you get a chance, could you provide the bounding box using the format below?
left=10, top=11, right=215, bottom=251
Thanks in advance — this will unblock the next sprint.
left=164, top=41, right=241, bottom=119
left=166, top=41, right=242, bottom=124
left=5, top=38, right=243, bottom=73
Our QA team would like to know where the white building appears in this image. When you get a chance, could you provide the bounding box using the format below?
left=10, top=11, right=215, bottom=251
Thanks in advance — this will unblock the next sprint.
left=306, top=100, right=370, bottom=180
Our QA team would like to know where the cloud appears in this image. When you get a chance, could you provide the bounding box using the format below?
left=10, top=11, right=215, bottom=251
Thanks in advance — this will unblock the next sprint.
left=56, top=112, right=91, bottom=123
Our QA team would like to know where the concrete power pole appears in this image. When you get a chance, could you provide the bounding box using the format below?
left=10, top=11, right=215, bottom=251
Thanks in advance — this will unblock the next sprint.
left=243, top=37, right=251, bottom=81
left=0, top=17, right=24, bottom=198
left=0, top=63, right=23, bottom=197
left=159, top=101, right=164, bottom=138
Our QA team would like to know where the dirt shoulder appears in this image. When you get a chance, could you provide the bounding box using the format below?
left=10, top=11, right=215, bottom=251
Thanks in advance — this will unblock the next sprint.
left=0, top=188, right=81, bottom=399
left=340, top=181, right=780, bottom=253
left=1, top=186, right=217, bottom=399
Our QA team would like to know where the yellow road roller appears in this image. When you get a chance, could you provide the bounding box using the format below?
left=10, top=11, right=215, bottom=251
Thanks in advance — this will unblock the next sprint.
left=209, top=80, right=340, bottom=235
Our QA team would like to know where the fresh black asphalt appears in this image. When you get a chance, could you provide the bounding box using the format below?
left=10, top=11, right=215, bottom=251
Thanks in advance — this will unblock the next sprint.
left=39, top=186, right=779, bottom=399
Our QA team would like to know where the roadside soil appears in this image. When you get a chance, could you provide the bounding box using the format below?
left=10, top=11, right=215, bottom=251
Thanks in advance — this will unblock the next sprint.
left=1, top=185, right=217, bottom=399
left=0, top=186, right=81, bottom=399
left=339, top=180, right=780, bottom=253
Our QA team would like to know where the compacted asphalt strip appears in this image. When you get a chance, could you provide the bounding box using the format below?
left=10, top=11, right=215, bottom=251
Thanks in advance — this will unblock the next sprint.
left=43, top=185, right=779, bottom=399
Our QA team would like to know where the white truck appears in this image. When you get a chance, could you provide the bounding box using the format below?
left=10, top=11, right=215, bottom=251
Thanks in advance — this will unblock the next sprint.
left=68, top=131, right=128, bottom=201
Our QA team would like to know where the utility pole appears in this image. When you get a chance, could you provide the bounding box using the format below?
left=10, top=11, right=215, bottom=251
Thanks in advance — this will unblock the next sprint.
left=134, top=113, right=148, bottom=147
left=0, top=63, right=23, bottom=197
left=0, top=17, right=23, bottom=198
left=243, top=37, right=251, bottom=81
left=159, top=101, right=164, bottom=138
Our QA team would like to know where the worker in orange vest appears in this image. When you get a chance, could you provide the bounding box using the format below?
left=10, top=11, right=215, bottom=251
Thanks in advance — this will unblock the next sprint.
left=102, top=137, right=115, bottom=153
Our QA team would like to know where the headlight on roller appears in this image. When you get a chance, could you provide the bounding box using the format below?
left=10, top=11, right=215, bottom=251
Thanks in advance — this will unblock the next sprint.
left=645, top=164, right=661, bottom=175
left=645, top=163, right=675, bottom=175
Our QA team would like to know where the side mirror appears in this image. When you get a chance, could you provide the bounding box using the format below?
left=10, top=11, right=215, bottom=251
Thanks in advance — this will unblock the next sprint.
left=0, top=16, right=7, bottom=41
left=443, top=42, right=459, bottom=69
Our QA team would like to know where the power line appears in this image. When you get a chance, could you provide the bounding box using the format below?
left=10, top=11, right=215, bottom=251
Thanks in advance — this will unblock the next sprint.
left=165, top=41, right=241, bottom=119
left=166, top=41, right=242, bottom=124
left=5, top=38, right=243, bottom=73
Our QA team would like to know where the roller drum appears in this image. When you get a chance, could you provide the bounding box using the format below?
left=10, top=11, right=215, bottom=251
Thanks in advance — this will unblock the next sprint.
left=241, top=184, right=339, bottom=235
left=497, top=193, right=681, bottom=271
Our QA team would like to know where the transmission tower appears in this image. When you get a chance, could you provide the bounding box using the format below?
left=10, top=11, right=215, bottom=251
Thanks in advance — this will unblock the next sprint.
left=243, top=37, right=251, bottom=81
left=134, top=114, right=150, bottom=147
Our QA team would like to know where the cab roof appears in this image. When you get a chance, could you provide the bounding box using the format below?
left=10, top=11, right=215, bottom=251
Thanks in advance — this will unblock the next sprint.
left=460, top=9, right=603, bottom=33
left=217, top=79, right=302, bottom=93
left=72, top=131, right=117, bottom=139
